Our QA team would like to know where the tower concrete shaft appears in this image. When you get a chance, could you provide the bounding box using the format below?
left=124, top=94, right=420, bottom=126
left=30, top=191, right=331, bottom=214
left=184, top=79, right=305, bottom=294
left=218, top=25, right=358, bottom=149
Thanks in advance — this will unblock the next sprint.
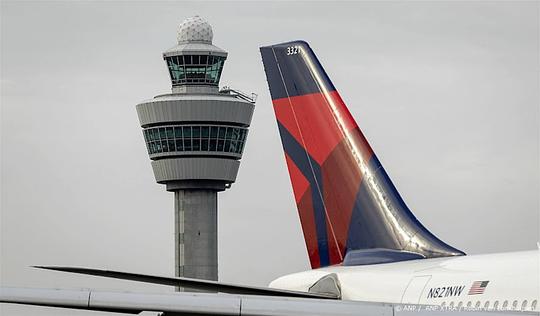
left=136, top=16, right=255, bottom=285
left=174, top=189, right=217, bottom=281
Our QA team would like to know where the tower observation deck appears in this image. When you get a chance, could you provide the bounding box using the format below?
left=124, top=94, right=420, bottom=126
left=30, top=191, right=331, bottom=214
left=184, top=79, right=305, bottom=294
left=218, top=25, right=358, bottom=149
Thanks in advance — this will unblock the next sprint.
left=136, top=16, right=255, bottom=282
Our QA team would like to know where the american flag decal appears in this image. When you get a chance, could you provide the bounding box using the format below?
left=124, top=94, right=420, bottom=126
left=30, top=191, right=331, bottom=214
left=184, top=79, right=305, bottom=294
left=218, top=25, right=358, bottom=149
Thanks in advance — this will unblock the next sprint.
left=468, top=281, right=489, bottom=295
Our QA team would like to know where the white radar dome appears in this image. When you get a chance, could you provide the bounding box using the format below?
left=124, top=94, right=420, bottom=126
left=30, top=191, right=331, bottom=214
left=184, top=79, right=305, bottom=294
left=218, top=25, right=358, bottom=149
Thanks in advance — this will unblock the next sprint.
left=177, top=16, right=213, bottom=44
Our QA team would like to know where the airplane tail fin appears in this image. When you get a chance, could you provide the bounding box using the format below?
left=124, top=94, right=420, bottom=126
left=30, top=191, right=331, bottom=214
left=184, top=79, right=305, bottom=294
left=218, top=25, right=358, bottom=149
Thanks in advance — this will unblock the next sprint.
left=260, top=41, right=464, bottom=269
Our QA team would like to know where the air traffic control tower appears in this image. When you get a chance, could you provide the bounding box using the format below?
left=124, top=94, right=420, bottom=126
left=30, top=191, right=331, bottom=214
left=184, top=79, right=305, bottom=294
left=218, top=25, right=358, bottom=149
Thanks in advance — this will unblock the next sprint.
left=136, top=16, right=255, bottom=281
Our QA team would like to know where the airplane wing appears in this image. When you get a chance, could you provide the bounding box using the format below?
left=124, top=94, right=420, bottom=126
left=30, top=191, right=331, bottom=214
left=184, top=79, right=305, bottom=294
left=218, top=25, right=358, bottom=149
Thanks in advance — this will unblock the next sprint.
left=0, top=287, right=387, bottom=316
left=2, top=287, right=537, bottom=316
left=33, top=266, right=337, bottom=299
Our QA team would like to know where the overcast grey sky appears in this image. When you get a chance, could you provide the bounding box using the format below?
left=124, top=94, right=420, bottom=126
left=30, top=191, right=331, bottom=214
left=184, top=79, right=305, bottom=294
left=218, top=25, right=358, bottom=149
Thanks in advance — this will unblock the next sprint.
left=1, top=1, right=539, bottom=315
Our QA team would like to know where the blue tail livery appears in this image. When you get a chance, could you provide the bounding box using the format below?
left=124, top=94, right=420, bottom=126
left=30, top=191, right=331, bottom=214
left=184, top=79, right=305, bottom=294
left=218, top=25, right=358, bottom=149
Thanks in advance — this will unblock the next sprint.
left=260, top=40, right=464, bottom=268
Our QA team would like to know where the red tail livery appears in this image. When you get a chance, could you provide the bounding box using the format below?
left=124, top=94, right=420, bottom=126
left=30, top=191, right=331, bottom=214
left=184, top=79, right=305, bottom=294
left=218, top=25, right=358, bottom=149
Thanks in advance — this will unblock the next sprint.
left=260, top=41, right=463, bottom=268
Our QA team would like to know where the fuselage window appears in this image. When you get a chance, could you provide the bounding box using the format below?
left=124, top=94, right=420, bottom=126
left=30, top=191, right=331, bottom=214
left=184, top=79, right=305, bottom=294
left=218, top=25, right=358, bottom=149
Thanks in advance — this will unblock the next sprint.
left=441, top=302, right=446, bottom=308
left=466, top=301, right=472, bottom=308
left=449, top=302, right=454, bottom=308
left=457, top=302, right=463, bottom=309
left=521, top=300, right=528, bottom=311
left=484, top=301, right=490, bottom=310
left=493, top=301, right=499, bottom=310
left=532, top=300, right=538, bottom=310
left=475, top=301, right=481, bottom=308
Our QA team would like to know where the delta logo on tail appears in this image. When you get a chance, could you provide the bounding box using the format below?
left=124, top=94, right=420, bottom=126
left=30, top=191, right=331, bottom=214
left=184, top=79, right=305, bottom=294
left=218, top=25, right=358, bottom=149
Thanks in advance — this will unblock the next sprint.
left=260, top=41, right=464, bottom=268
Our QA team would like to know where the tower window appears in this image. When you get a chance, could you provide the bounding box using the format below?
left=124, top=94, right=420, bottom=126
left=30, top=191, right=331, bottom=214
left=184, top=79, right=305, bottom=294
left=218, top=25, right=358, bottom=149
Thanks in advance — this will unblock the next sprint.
left=165, top=54, right=226, bottom=86
left=201, top=126, right=209, bottom=138
left=192, top=126, right=201, bottom=138
left=144, top=125, right=248, bottom=156
left=174, top=127, right=182, bottom=138
left=166, top=127, right=174, bottom=139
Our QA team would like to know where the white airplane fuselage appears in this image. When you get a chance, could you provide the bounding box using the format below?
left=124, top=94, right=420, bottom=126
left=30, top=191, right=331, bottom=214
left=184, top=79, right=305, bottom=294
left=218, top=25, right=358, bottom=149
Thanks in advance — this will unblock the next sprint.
left=270, top=250, right=539, bottom=312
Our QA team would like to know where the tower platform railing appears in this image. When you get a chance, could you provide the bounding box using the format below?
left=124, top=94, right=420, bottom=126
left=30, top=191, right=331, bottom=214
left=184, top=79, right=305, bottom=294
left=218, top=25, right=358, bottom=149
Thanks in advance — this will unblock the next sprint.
left=220, top=86, right=257, bottom=104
